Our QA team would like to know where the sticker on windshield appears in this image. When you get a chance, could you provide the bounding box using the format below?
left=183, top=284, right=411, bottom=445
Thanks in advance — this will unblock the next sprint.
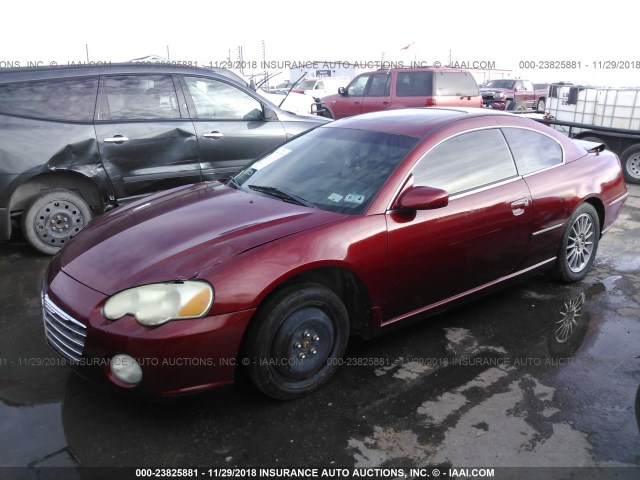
left=345, top=193, right=365, bottom=204
left=251, top=147, right=292, bottom=171
left=328, top=193, right=343, bottom=203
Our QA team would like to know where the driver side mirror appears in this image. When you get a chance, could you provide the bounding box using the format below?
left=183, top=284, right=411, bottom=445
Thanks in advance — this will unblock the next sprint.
left=397, top=186, right=449, bottom=210
left=338, top=87, right=347, bottom=96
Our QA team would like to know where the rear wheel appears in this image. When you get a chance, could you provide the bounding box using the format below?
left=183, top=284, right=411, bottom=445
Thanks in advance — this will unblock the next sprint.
left=550, top=203, right=600, bottom=283
left=621, top=144, right=640, bottom=184
left=21, top=188, right=92, bottom=255
left=536, top=98, right=546, bottom=111
left=244, top=283, right=349, bottom=400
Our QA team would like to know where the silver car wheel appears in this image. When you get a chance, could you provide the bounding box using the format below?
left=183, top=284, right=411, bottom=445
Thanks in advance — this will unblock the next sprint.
left=566, top=213, right=595, bottom=273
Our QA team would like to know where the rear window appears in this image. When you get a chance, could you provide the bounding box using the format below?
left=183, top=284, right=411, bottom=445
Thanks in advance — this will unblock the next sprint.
left=502, top=127, right=563, bottom=175
left=396, top=72, right=434, bottom=97
left=0, top=76, right=98, bottom=122
left=434, top=72, right=479, bottom=97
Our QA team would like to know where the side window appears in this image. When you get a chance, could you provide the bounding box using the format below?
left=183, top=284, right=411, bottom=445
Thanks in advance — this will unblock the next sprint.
left=434, top=72, right=479, bottom=96
left=366, top=73, right=391, bottom=97
left=523, top=80, right=534, bottom=91
left=397, top=72, right=433, bottom=96
left=0, top=76, right=98, bottom=122
left=99, top=75, right=179, bottom=121
left=413, top=129, right=517, bottom=195
left=347, top=74, right=371, bottom=96
left=315, top=81, right=324, bottom=90
left=184, top=76, right=263, bottom=120
left=502, top=128, right=563, bottom=175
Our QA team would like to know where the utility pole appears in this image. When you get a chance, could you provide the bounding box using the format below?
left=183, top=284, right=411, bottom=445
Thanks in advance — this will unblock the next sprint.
left=262, top=40, right=267, bottom=88
left=167, top=45, right=170, bottom=60
left=85, top=44, right=89, bottom=62
left=237, top=46, right=244, bottom=75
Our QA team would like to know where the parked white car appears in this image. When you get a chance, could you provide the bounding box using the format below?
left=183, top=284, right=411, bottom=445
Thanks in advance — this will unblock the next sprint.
left=258, top=89, right=317, bottom=116
left=292, top=77, right=350, bottom=99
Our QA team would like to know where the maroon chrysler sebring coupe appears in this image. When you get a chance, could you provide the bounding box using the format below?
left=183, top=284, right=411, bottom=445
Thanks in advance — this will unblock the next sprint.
left=42, top=108, right=628, bottom=399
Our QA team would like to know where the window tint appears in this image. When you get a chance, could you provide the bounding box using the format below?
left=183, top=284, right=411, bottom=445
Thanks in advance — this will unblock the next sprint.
left=366, top=73, right=391, bottom=97
left=99, top=75, right=179, bottom=121
left=413, top=129, right=517, bottom=194
left=347, top=74, right=371, bottom=96
left=502, top=128, right=562, bottom=175
left=0, top=77, right=98, bottom=122
left=434, top=72, right=479, bottom=96
left=396, top=72, right=433, bottom=96
left=185, top=76, right=263, bottom=120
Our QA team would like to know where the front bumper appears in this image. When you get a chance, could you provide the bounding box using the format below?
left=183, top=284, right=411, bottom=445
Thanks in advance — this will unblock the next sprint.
left=482, top=100, right=506, bottom=110
left=43, top=268, right=255, bottom=396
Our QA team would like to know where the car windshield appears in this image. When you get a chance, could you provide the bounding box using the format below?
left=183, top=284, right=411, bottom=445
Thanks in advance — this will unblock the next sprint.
left=297, top=80, right=317, bottom=90
left=235, top=127, right=419, bottom=215
left=484, top=80, right=514, bottom=89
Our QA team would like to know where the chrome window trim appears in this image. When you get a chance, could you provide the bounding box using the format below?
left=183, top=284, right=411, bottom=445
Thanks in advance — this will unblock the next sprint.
left=386, top=126, right=518, bottom=211
left=386, top=124, right=568, bottom=211
left=500, top=125, right=566, bottom=176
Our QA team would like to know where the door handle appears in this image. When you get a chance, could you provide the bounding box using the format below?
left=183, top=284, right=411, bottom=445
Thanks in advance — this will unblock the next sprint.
left=103, top=136, right=130, bottom=143
left=203, top=132, right=224, bottom=139
left=510, top=198, right=529, bottom=216
left=382, top=101, right=389, bottom=104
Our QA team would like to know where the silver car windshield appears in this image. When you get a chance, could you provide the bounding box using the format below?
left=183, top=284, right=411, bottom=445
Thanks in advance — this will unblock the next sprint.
left=235, top=127, right=419, bottom=215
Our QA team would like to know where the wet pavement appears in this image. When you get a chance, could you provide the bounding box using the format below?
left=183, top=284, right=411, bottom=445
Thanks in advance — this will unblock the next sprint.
left=1, top=186, right=639, bottom=480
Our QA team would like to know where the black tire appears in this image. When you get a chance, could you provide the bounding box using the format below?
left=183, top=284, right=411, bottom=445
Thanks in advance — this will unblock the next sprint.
left=244, top=283, right=349, bottom=400
left=620, top=144, right=640, bottom=184
left=550, top=203, right=600, bottom=283
left=536, top=98, right=546, bottom=111
left=21, top=188, right=92, bottom=255
left=319, top=106, right=334, bottom=119
left=505, top=99, right=515, bottom=111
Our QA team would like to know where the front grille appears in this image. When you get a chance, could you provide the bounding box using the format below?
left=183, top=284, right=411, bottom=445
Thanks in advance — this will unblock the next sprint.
left=42, top=294, right=87, bottom=363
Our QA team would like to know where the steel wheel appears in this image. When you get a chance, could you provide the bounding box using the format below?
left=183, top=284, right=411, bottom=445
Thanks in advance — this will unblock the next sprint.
left=22, top=188, right=92, bottom=255
left=621, top=144, right=640, bottom=184
left=245, top=283, right=349, bottom=399
left=566, top=213, right=595, bottom=273
left=537, top=98, right=545, bottom=111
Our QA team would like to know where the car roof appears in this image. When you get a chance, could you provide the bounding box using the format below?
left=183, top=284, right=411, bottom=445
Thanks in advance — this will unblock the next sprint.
left=323, top=107, right=515, bottom=137
left=0, top=63, right=237, bottom=82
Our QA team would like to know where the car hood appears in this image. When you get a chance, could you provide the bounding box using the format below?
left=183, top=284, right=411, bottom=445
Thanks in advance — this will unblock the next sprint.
left=480, top=87, right=510, bottom=94
left=59, top=183, right=346, bottom=295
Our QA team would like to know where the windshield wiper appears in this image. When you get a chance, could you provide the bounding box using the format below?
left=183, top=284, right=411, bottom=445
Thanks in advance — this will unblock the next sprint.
left=247, top=185, right=316, bottom=208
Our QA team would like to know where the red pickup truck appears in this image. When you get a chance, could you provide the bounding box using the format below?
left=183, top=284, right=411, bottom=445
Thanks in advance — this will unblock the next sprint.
left=481, top=79, right=547, bottom=111
left=317, top=68, right=482, bottom=119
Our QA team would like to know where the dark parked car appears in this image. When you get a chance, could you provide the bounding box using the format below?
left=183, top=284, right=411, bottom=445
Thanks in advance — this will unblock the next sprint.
left=42, top=108, right=628, bottom=399
left=0, top=64, right=328, bottom=254
left=317, top=68, right=481, bottom=119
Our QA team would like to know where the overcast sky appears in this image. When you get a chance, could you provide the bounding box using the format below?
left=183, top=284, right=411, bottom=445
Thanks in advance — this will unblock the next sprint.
left=2, top=0, right=638, bottom=86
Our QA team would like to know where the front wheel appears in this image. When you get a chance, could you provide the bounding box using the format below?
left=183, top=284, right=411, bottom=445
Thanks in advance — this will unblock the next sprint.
left=244, top=283, right=349, bottom=400
left=21, top=188, right=92, bottom=255
left=550, top=203, right=600, bottom=283
left=621, top=144, right=640, bottom=184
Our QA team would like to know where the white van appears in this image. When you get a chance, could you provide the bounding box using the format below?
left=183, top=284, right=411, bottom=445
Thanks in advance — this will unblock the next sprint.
left=292, top=77, right=350, bottom=99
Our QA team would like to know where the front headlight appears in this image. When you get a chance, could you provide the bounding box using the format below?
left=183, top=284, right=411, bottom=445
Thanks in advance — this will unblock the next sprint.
left=103, top=281, right=214, bottom=326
